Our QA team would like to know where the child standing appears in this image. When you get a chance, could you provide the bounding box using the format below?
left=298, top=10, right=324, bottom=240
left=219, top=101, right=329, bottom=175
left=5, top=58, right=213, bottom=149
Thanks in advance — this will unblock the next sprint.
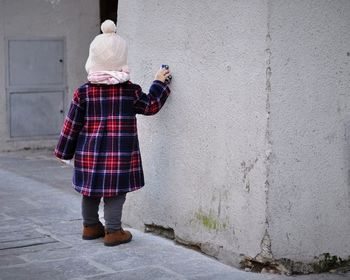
left=55, top=20, right=171, bottom=246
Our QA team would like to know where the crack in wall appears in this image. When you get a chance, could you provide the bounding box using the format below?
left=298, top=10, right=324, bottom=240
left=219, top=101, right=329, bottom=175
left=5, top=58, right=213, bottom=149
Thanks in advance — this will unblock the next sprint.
left=257, top=229, right=273, bottom=260
left=240, top=157, right=258, bottom=193
left=261, top=0, right=273, bottom=260
left=144, top=223, right=175, bottom=240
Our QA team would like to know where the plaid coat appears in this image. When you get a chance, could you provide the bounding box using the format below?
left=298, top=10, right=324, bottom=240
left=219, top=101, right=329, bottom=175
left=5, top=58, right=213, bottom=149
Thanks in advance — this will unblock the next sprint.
left=55, top=80, right=170, bottom=197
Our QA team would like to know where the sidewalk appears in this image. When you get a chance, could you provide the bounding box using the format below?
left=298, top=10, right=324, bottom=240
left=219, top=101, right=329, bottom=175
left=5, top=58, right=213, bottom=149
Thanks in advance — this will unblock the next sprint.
left=0, top=149, right=347, bottom=280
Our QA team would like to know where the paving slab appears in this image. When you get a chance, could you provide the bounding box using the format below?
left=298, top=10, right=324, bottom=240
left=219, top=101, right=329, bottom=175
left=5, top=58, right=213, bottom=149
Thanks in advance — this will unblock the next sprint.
left=0, top=257, right=105, bottom=280
left=86, top=266, right=186, bottom=280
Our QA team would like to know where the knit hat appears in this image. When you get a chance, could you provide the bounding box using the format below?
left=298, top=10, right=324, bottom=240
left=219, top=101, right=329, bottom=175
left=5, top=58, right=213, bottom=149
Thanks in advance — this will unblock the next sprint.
left=85, top=20, right=128, bottom=74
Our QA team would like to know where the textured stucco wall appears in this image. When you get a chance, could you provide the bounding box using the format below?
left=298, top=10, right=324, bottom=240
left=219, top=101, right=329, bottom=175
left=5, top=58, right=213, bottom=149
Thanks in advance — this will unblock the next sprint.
left=0, top=0, right=99, bottom=151
left=119, top=0, right=350, bottom=268
left=268, top=0, right=350, bottom=262
left=119, top=0, right=269, bottom=265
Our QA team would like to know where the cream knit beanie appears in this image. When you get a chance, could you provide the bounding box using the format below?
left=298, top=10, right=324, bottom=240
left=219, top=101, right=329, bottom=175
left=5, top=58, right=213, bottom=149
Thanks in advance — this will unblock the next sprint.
left=85, top=20, right=128, bottom=74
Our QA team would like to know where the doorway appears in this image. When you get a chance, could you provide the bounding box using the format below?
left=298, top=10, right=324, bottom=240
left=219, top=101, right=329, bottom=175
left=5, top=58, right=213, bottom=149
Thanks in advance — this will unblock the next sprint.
left=6, top=39, right=65, bottom=138
left=100, top=0, right=118, bottom=25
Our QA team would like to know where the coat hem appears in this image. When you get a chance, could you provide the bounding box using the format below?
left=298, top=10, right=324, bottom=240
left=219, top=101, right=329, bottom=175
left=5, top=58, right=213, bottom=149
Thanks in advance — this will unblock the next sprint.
left=72, top=184, right=144, bottom=197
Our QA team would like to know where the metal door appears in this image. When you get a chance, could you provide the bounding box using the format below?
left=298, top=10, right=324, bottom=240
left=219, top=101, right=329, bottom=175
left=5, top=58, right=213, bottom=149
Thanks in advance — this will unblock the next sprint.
left=6, top=39, right=65, bottom=138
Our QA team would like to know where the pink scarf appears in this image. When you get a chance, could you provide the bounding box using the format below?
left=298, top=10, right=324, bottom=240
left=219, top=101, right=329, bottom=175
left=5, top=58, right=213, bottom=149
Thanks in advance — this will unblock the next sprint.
left=87, top=70, right=130, bottom=85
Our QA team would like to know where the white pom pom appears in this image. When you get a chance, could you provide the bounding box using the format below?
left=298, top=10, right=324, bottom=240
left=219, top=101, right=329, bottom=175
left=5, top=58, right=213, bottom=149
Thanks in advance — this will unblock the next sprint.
left=101, top=20, right=116, bottom=34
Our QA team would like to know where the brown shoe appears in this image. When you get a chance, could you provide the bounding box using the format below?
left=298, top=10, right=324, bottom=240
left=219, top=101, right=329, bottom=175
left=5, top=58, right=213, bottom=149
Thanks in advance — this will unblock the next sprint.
left=104, top=228, right=132, bottom=246
left=82, top=222, right=105, bottom=240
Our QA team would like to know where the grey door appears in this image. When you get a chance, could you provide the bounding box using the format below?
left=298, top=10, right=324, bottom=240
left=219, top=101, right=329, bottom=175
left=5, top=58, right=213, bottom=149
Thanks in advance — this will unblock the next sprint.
left=7, top=39, right=65, bottom=137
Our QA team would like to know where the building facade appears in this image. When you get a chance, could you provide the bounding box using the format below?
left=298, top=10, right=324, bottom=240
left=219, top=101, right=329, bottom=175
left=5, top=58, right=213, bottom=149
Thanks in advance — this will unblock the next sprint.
left=0, top=0, right=100, bottom=151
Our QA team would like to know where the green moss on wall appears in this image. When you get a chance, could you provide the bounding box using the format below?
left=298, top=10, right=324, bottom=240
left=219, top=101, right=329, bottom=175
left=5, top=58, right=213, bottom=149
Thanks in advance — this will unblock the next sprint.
left=195, top=212, right=227, bottom=230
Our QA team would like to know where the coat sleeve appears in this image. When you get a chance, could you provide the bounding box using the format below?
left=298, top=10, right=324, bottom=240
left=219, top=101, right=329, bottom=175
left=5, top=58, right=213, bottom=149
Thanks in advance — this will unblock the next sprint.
left=133, top=80, right=171, bottom=115
left=55, top=89, right=85, bottom=160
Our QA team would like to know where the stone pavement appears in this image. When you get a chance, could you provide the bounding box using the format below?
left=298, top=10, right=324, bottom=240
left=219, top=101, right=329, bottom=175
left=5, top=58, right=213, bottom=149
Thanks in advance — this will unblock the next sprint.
left=0, top=149, right=348, bottom=280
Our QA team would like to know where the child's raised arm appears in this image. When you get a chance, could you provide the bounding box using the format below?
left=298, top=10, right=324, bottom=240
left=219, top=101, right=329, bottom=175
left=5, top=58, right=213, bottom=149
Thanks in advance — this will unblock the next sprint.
left=133, top=68, right=171, bottom=115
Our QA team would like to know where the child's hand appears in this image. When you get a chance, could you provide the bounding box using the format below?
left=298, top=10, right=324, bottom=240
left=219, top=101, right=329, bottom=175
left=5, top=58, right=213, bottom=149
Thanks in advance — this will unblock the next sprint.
left=56, top=157, right=74, bottom=166
left=56, top=157, right=65, bottom=164
left=154, top=68, right=171, bottom=84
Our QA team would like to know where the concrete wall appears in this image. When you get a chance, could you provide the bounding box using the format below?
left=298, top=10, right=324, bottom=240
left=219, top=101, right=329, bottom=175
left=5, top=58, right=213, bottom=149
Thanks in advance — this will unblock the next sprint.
left=0, top=0, right=99, bottom=151
left=119, top=0, right=350, bottom=269
left=119, top=0, right=269, bottom=265
left=268, top=0, right=350, bottom=262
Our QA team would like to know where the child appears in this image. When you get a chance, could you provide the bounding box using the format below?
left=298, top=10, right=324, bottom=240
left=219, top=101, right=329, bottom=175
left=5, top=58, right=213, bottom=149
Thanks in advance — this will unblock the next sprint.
left=55, top=20, right=171, bottom=246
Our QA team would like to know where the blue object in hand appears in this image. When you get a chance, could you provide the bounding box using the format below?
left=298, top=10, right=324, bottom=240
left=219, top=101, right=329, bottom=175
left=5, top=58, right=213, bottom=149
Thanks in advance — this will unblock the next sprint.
left=161, top=64, right=172, bottom=84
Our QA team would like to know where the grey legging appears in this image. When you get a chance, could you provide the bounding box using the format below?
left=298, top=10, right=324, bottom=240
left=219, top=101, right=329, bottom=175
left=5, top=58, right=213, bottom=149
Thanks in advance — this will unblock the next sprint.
left=81, top=193, right=126, bottom=232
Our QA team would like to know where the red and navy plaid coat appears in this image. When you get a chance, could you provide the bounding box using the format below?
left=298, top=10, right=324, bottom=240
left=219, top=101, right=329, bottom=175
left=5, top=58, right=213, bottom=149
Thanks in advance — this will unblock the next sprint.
left=55, top=80, right=170, bottom=197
